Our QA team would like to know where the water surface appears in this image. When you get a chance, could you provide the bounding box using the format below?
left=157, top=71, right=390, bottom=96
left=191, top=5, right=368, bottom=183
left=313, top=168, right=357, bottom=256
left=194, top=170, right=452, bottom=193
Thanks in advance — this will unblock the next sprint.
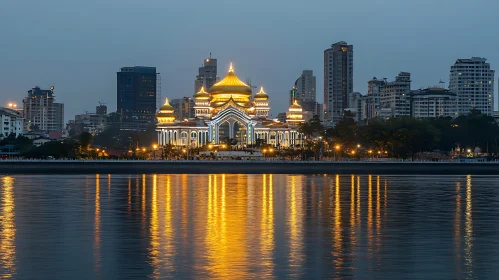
left=1, top=174, right=498, bottom=279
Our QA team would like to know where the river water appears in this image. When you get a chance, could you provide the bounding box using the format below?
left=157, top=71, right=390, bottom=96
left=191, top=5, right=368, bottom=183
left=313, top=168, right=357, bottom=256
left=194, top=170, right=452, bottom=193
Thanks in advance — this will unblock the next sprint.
left=1, top=174, right=498, bottom=279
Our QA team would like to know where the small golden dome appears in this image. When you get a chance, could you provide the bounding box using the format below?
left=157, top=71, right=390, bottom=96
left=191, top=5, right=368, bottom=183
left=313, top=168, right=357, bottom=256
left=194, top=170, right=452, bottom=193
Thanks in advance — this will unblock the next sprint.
left=156, top=97, right=176, bottom=122
left=289, top=100, right=302, bottom=110
left=254, top=86, right=269, bottom=100
left=159, top=97, right=174, bottom=111
left=194, top=86, right=210, bottom=99
left=209, top=62, right=252, bottom=96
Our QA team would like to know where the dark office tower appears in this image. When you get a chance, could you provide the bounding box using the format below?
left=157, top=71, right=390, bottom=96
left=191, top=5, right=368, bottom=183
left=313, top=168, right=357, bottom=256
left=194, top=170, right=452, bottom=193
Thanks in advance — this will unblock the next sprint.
left=324, top=41, right=353, bottom=123
left=117, top=66, right=157, bottom=123
left=195, top=57, right=217, bottom=93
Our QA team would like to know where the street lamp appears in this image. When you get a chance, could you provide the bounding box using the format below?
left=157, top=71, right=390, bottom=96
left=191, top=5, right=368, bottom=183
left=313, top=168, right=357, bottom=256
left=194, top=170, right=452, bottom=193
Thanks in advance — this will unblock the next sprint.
left=334, top=145, right=340, bottom=161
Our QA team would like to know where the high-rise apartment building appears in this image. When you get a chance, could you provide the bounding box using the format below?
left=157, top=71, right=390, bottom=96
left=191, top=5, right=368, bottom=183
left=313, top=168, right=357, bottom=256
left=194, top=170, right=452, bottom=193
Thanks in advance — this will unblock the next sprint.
left=324, top=41, right=353, bottom=123
left=22, top=86, right=64, bottom=132
left=171, top=97, right=195, bottom=120
left=195, top=57, right=217, bottom=93
left=293, top=70, right=316, bottom=103
left=380, top=72, right=411, bottom=117
left=117, top=66, right=157, bottom=123
left=366, top=77, right=386, bottom=119
left=449, top=57, right=495, bottom=116
left=410, top=88, right=457, bottom=119
left=291, top=70, right=321, bottom=120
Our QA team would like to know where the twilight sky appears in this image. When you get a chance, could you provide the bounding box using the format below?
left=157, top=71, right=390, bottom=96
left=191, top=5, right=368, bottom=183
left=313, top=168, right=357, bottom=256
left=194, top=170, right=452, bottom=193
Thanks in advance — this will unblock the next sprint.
left=1, top=0, right=498, bottom=121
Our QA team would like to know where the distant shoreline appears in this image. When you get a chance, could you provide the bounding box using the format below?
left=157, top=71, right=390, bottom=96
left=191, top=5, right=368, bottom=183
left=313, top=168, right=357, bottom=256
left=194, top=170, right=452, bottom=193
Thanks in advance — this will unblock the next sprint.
left=1, top=160, right=499, bottom=175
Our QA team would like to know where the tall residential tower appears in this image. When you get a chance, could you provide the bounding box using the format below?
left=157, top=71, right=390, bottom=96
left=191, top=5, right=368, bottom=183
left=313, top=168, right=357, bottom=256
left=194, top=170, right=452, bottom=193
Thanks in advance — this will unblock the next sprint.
left=22, top=86, right=64, bottom=132
left=449, top=57, right=495, bottom=116
left=292, top=70, right=316, bottom=103
left=324, top=41, right=353, bottom=123
left=195, top=57, right=218, bottom=93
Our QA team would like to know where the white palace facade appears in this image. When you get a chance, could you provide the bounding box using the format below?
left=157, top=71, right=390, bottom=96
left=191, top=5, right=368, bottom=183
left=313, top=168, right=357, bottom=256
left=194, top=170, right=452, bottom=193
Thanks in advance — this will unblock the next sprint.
left=156, top=63, right=305, bottom=148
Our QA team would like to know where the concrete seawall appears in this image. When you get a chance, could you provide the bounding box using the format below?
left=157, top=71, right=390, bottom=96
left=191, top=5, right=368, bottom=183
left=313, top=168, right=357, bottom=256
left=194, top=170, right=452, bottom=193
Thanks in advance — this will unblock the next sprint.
left=1, top=160, right=499, bottom=175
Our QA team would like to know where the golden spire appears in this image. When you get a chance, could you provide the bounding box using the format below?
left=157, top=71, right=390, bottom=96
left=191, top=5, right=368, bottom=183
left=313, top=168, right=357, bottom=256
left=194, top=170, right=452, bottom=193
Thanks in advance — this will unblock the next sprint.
left=229, top=61, right=234, bottom=73
left=164, top=97, right=170, bottom=105
left=198, top=86, right=206, bottom=93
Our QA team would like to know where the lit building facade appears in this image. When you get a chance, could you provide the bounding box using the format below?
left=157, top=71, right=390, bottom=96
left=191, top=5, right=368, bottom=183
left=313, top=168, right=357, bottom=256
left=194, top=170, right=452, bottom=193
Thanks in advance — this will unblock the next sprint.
left=0, top=108, right=23, bottom=138
left=449, top=57, right=495, bottom=116
left=156, top=63, right=304, bottom=148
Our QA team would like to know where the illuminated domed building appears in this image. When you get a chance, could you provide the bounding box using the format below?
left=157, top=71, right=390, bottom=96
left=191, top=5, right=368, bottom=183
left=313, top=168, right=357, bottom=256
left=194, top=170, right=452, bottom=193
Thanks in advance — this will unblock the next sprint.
left=156, top=63, right=304, bottom=148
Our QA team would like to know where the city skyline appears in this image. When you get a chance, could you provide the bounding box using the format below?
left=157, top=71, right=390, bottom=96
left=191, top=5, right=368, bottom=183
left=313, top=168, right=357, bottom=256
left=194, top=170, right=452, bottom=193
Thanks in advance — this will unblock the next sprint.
left=1, top=0, right=498, bottom=121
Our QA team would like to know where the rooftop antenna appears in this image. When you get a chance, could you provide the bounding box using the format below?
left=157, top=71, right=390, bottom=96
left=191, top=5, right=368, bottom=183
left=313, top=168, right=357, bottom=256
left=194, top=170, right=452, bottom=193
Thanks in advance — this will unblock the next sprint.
left=439, top=80, right=446, bottom=89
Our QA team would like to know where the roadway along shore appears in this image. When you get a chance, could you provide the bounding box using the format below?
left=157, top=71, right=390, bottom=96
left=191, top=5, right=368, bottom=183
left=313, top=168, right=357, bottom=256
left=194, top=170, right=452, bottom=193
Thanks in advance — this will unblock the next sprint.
left=1, top=160, right=499, bottom=175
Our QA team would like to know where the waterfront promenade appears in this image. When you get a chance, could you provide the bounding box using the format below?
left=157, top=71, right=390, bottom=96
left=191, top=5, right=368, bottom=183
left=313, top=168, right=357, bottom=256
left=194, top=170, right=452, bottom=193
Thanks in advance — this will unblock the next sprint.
left=1, top=159, right=498, bottom=175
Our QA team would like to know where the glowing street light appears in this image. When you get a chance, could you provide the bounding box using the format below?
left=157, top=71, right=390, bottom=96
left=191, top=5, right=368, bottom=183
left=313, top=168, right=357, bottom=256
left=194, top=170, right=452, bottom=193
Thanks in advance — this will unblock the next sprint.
left=368, top=150, right=373, bottom=154
left=357, top=144, right=361, bottom=148
left=153, top=144, right=158, bottom=150
left=335, top=145, right=340, bottom=151
left=351, top=150, right=356, bottom=155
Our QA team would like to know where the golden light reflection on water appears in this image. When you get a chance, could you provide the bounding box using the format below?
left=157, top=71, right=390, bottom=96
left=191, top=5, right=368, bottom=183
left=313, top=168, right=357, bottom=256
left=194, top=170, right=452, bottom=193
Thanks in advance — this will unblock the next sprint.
left=205, top=174, right=250, bottom=279
left=259, top=174, right=274, bottom=278
left=149, top=174, right=159, bottom=278
left=367, top=175, right=373, bottom=253
left=148, top=175, right=176, bottom=278
left=288, top=175, right=303, bottom=277
left=464, top=175, right=473, bottom=279
left=94, top=174, right=101, bottom=273
left=332, top=174, right=343, bottom=273
left=130, top=173, right=488, bottom=279
left=454, top=182, right=462, bottom=272
left=0, top=177, right=16, bottom=278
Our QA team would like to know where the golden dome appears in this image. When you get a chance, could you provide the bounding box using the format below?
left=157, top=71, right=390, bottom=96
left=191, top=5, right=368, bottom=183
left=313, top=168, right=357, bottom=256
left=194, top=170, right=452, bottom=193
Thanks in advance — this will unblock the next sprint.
left=254, top=86, right=269, bottom=100
left=156, top=97, right=176, bottom=123
left=289, top=100, right=302, bottom=110
left=208, top=62, right=252, bottom=96
left=194, top=86, right=210, bottom=99
left=159, top=97, right=174, bottom=111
